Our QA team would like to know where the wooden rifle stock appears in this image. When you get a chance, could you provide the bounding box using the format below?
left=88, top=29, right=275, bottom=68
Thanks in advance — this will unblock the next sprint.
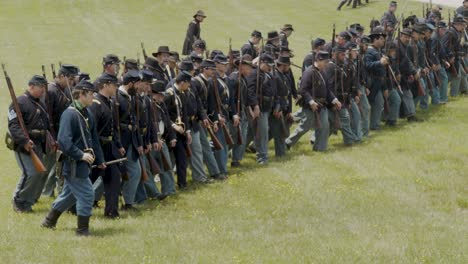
left=51, top=64, right=56, bottom=79
left=3, top=64, right=46, bottom=173
left=139, top=156, right=149, bottom=182
left=146, top=152, right=160, bottom=175
left=236, top=53, right=243, bottom=146
left=207, top=121, right=223, bottom=150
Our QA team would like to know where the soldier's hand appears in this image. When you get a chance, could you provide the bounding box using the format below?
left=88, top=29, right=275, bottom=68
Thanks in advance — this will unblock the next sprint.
left=334, top=101, right=342, bottom=111
left=310, top=102, right=318, bottom=112
left=170, top=139, right=177, bottom=148
left=253, top=105, right=260, bottom=118
left=380, top=56, right=389, bottom=65
left=432, top=64, right=438, bottom=71
left=186, top=133, right=192, bottom=145
left=213, top=123, right=219, bottom=133
left=445, top=61, right=451, bottom=68
left=383, top=89, right=389, bottom=98
left=137, top=146, right=144, bottom=155
left=414, top=72, right=420, bottom=80
left=396, top=74, right=401, bottom=82
left=153, top=142, right=162, bottom=152
left=174, top=125, right=184, bottom=134
left=233, top=115, right=240, bottom=127
left=23, top=140, right=34, bottom=153
left=219, top=116, right=225, bottom=126
left=449, top=57, right=455, bottom=64
left=273, top=111, right=282, bottom=119
left=145, top=144, right=151, bottom=154
left=81, top=152, right=95, bottom=164
left=366, top=88, right=370, bottom=96
left=118, top=147, right=126, bottom=157
left=97, top=163, right=107, bottom=170
left=203, top=119, right=210, bottom=128
left=354, top=96, right=360, bottom=104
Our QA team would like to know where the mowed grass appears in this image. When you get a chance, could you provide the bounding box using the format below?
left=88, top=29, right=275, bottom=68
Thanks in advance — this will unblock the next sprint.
left=0, top=0, right=467, bottom=263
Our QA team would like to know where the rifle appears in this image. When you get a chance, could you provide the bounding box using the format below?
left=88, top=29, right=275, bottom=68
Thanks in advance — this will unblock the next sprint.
left=141, top=42, right=148, bottom=60
left=3, top=64, right=47, bottom=173
left=134, top=94, right=149, bottom=182
left=213, top=73, right=234, bottom=145
left=228, top=38, right=234, bottom=74
left=447, top=12, right=458, bottom=76
left=332, top=60, right=341, bottom=130
left=51, top=64, right=56, bottom=79
left=207, top=119, right=224, bottom=150
left=332, top=23, right=336, bottom=50
left=114, top=89, right=129, bottom=181
left=91, top=157, right=127, bottom=168
left=311, top=67, right=321, bottom=129
left=146, top=151, right=160, bottom=175
left=253, top=38, right=264, bottom=141
left=236, top=52, right=243, bottom=145
left=42, top=65, right=57, bottom=152
left=137, top=51, right=141, bottom=69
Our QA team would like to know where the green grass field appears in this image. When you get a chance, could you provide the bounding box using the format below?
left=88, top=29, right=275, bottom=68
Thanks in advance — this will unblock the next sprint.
left=0, top=0, right=467, bottom=263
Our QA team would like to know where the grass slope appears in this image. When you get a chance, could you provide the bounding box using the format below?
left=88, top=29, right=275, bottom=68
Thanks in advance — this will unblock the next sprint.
left=0, top=0, right=466, bottom=263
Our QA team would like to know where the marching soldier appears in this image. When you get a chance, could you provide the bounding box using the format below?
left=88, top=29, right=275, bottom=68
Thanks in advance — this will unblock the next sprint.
left=432, top=21, right=450, bottom=103
left=396, top=28, right=421, bottom=122
left=149, top=81, right=178, bottom=193
left=344, top=42, right=364, bottom=139
left=182, top=10, right=206, bottom=55
left=364, top=26, right=388, bottom=130
left=150, top=46, right=172, bottom=86
left=42, top=64, right=79, bottom=198
left=9, top=75, right=50, bottom=212
left=241, top=30, right=262, bottom=59
left=279, top=24, right=294, bottom=50
left=116, top=70, right=144, bottom=210
left=326, top=46, right=360, bottom=145
left=285, top=51, right=342, bottom=151
left=381, top=1, right=398, bottom=27
left=442, top=16, right=467, bottom=97
left=357, top=36, right=371, bottom=137
left=102, top=54, right=121, bottom=76
left=42, top=80, right=105, bottom=236
left=264, top=31, right=280, bottom=56
left=208, top=54, right=232, bottom=175
left=302, top=38, right=326, bottom=72
left=228, top=54, right=254, bottom=167
left=271, top=55, right=293, bottom=157
left=246, top=53, right=277, bottom=164
left=88, top=73, right=121, bottom=218
left=192, top=60, right=226, bottom=179
left=165, top=72, right=193, bottom=188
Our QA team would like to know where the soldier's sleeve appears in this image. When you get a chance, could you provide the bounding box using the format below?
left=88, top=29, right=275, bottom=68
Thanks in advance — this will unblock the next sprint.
left=364, top=51, right=384, bottom=74
left=161, top=102, right=176, bottom=142
left=148, top=102, right=158, bottom=145
left=246, top=70, right=259, bottom=106
left=206, top=80, right=219, bottom=122
left=441, top=32, right=454, bottom=59
left=227, top=76, right=238, bottom=116
left=299, top=69, right=313, bottom=104
left=57, top=110, right=84, bottom=161
left=112, top=98, right=123, bottom=149
left=7, top=101, right=29, bottom=148
left=88, top=110, right=104, bottom=165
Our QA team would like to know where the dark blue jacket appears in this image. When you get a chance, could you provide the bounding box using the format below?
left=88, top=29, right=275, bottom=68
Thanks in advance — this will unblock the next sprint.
left=58, top=106, right=104, bottom=179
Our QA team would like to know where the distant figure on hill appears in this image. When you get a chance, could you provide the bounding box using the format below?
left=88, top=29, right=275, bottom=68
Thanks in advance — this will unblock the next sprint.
left=337, top=0, right=369, bottom=11
left=182, top=10, right=206, bottom=55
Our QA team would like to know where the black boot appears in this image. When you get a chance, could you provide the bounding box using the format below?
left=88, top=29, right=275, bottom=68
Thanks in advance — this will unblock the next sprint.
left=76, top=215, right=90, bottom=236
left=337, top=1, right=346, bottom=11
left=41, top=209, right=62, bottom=229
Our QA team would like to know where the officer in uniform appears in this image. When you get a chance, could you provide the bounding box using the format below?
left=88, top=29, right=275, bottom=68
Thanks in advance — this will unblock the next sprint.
left=8, top=75, right=49, bottom=212
left=42, top=80, right=105, bottom=236
left=165, top=72, right=193, bottom=188
left=88, top=73, right=121, bottom=218
left=116, top=70, right=144, bottom=210
left=42, top=65, right=80, bottom=197
left=241, top=30, right=262, bottom=59
left=285, top=51, right=342, bottom=151
left=182, top=10, right=206, bottom=55
left=246, top=53, right=277, bottom=164
left=150, top=80, right=178, bottom=193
